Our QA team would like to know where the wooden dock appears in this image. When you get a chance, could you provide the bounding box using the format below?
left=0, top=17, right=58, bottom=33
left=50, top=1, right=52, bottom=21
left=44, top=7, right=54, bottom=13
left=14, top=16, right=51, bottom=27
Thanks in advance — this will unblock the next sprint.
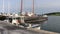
left=27, top=28, right=59, bottom=34
left=0, top=21, right=59, bottom=34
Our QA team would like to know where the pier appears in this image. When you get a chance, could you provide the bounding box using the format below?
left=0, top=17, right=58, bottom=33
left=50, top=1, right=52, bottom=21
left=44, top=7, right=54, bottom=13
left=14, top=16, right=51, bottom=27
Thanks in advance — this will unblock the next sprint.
left=27, top=28, right=59, bottom=34
left=0, top=21, right=59, bottom=34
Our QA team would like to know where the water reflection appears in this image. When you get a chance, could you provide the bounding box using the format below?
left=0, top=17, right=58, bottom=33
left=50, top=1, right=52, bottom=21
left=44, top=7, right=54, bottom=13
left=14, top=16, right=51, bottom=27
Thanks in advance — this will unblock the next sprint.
left=41, top=16, right=60, bottom=33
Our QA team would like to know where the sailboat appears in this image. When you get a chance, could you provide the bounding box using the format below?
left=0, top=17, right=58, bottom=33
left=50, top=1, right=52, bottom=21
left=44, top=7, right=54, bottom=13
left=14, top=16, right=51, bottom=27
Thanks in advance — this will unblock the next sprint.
left=0, top=0, right=6, bottom=20
left=19, top=0, right=48, bottom=23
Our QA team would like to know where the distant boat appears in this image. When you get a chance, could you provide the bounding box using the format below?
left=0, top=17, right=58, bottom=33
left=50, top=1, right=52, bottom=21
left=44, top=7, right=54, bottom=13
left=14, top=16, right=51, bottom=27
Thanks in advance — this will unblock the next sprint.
left=43, top=15, right=48, bottom=17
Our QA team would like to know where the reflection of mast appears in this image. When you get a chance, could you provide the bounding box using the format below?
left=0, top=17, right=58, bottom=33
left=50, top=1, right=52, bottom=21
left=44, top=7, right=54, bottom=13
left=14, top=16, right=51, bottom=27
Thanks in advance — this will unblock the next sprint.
left=3, top=0, right=4, bottom=13
left=32, top=0, right=34, bottom=14
left=20, top=0, right=23, bottom=15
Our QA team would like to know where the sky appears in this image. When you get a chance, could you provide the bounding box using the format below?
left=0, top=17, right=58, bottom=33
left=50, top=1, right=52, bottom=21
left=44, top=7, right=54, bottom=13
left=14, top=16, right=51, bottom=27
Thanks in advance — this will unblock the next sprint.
left=0, top=0, right=60, bottom=14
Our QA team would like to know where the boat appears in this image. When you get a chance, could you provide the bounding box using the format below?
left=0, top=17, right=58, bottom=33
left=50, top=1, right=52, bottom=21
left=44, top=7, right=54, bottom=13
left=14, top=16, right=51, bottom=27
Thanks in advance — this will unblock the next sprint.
left=0, top=0, right=48, bottom=29
left=20, top=0, right=48, bottom=24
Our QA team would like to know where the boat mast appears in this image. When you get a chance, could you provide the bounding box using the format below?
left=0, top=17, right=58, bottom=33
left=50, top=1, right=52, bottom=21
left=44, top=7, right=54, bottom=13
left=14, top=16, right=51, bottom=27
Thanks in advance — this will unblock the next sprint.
left=20, top=0, right=23, bottom=15
left=8, top=0, right=10, bottom=13
left=32, top=0, right=34, bottom=15
left=3, top=0, right=4, bottom=13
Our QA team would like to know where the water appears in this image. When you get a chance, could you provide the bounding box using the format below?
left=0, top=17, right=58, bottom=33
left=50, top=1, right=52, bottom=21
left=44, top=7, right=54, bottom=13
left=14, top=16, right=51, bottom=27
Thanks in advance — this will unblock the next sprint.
left=41, top=16, right=60, bottom=33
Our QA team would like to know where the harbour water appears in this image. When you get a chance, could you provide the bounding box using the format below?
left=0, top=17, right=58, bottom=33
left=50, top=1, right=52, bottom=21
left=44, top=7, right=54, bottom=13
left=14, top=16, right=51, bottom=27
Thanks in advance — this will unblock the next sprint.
left=41, top=16, right=60, bottom=33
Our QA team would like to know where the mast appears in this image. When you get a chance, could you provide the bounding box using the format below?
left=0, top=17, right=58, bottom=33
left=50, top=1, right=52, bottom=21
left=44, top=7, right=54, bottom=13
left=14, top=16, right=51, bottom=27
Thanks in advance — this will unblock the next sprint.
left=20, top=0, right=23, bottom=15
left=32, top=0, right=34, bottom=14
left=3, top=0, right=4, bottom=13
left=8, top=0, right=10, bottom=13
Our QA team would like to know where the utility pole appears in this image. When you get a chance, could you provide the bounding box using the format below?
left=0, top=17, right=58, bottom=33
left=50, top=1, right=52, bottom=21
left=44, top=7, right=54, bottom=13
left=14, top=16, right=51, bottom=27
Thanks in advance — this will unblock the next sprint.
left=20, top=0, right=23, bottom=15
